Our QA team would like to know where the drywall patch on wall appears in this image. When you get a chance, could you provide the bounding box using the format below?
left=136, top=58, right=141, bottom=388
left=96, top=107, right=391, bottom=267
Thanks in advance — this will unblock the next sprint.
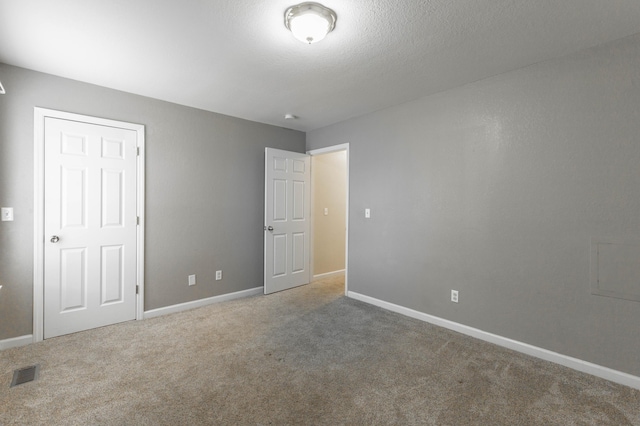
left=591, top=238, right=640, bottom=302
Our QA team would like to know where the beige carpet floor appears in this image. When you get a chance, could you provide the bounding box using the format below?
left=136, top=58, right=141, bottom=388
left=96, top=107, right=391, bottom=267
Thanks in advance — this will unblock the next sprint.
left=1, top=276, right=639, bottom=425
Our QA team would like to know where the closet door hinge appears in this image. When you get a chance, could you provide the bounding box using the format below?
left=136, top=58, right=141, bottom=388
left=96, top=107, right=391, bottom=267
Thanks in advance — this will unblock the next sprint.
left=137, top=216, right=140, bottom=225
left=136, top=285, right=139, bottom=295
left=136, top=147, right=140, bottom=156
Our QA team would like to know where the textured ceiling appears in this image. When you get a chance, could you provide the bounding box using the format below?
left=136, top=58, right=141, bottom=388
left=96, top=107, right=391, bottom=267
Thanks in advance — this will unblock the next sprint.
left=1, top=0, right=640, bottom=131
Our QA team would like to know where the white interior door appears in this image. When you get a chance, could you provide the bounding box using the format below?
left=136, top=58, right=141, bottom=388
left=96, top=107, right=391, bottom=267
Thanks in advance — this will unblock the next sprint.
left=264, top=148, right=311, bottom=294
left=44, top=117, right=138, bottom=338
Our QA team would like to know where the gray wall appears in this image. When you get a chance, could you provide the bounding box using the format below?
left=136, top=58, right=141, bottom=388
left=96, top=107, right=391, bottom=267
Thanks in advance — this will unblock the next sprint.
left=307, top=34, right=640, bottom=376
left=0, top=63, right=305, bottom=340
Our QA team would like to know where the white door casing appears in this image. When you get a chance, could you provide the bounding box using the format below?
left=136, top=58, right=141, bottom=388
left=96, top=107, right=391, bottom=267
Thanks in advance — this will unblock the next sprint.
left=34, top=108, right=145, bottom=341
left=264, top=148, right=311, bottom=294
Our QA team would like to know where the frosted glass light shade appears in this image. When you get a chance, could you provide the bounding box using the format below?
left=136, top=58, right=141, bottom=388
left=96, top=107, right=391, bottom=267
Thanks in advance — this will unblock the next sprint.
left=285, top=3, right=337, bottom=44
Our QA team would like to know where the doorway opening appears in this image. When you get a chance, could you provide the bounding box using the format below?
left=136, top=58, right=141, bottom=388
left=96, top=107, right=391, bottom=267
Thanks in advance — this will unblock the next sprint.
left=308, top=144, right=349, bottom=295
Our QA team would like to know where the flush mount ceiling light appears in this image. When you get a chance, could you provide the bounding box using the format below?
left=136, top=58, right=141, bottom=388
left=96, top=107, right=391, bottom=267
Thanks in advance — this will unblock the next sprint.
left=285, top=2, right=337, bottom=44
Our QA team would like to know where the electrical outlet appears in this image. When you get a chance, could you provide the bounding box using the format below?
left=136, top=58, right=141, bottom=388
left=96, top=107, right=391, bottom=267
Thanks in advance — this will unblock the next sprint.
left=451, top=290, right=459, bottom=303
left=188, top=274, right=196, bottom=286
left=1, top=207, right=14, bottom=221
left=215, top=270, right=222, bottom=280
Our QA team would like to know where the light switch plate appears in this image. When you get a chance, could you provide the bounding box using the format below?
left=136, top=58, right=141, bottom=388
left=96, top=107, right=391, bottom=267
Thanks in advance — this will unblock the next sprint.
left=365, top=208, right=371, bottom=219
left=188, top=274, right=196, bottom=286
left=1, top=208, right=14, bottom=221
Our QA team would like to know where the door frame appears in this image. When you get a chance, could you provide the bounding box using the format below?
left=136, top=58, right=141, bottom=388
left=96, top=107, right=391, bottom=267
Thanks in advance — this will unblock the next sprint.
left=33, top=107, right=145, bottom=342
left=307, top=143, right=350, bottom=295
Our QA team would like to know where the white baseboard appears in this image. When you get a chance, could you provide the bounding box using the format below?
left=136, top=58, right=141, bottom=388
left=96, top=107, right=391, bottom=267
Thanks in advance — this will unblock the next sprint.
left=348, top=291, right=640, bottom=390
left=144, top=286, right=263, bottom=319
left=0, top=334, right=33, bottom=351
left=312, top=269, right=345, bottom=281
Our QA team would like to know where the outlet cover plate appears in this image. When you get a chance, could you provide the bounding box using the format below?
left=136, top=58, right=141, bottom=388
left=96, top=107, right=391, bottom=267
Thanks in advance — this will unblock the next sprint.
left=1, top=207, right=14, bottom=221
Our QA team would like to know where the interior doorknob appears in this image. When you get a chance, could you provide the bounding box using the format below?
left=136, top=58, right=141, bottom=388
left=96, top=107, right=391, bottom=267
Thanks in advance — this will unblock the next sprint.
left=50, top=235, right=60, bottom=243
left=266, top=226, right=274, bottom=231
